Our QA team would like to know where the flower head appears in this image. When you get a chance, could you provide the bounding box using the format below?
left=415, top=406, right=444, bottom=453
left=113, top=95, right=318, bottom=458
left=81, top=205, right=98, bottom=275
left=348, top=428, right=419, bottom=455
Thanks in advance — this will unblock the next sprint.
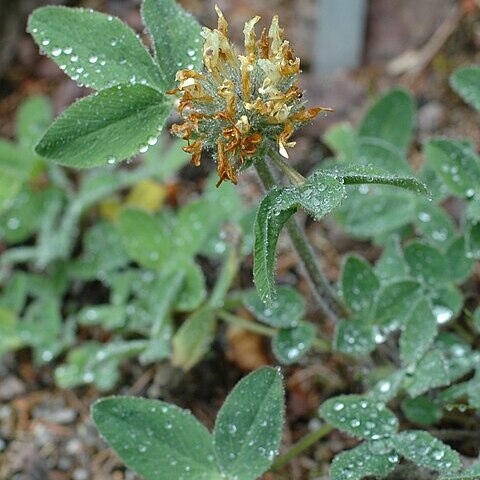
left=169, top=6, right=333, bottom=186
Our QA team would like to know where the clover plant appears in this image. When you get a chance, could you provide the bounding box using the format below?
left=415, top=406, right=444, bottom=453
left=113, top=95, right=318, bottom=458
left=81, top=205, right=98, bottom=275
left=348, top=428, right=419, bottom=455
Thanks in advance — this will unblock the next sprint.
left=0, top=0, right=475, bottom=478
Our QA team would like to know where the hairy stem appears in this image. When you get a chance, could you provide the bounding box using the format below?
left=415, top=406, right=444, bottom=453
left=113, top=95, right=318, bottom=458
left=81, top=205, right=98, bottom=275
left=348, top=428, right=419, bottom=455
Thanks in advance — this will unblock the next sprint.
left=271, top=423, right=333, bottom=470
left=255, top=157, right=347, bottom=321
left=218, top=310, right=277, bottom=336
left=218, top=310, right=330, bottom=351
left=209, top=246, right=240, bottom=308
left=268, top=147, right=306, bottom=186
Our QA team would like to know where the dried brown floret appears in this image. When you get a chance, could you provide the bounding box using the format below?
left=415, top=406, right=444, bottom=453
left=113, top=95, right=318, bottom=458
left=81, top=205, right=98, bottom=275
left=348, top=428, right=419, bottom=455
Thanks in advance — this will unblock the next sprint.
left=169, top=6, right=333, bottom=186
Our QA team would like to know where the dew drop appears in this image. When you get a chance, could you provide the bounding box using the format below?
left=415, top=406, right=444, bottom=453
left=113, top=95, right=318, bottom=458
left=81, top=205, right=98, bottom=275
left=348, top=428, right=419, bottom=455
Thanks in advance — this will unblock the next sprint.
left=7, top=218, right=20, bottom=230
left=379, top=381, right=391, bottom=393
left=432, top=449, right=445, bottom=460
left=41, top=350, right=53, bottom=362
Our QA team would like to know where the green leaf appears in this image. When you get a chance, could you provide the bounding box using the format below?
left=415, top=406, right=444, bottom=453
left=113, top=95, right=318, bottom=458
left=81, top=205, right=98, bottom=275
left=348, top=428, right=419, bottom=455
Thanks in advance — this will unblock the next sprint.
left=55, top=341, right=146, bottom=390
left=430, top=285, right=463, bottom=326
left=92, top=396, right=222, bottom=480
left=358, top=89, right=415, bottom=152
left=35, top=85, right=171, bottom=168
left=357, top=137, right=410, bottom=175
left=21, top=297, right=65, bottom=364
left=337, top=166, right=426, bottom=195
left=0, top=308, right=23, bottom=355
left=143, top=139, right=190, bottom=182
left=0, top=273, right=28, bottom=312
left=401, top=396, right=442, bottom=426
left=77, top=305, right=126, bottom=329
left=474, top=307, right=480, bottom=333
left=450, top=65, right=480, bottom=112
left=466, top=220, right=480, bottom=259
left=356, top=137, right=412, bottom=174
left=466, top=194, right=480, bottom=221
left=142, top=0, right=203, bottom=91
left=345, top=191, right=416, bottom=238
left=414, top=200, right=456, bottom=248
left=438, top=382, right=470, bottom=405
left=404, top=240, right=448, bottom=287
left=406, top=350, right=450, bottom=397
left=71, top=221, right=129, bottom=280
left=319, top=395, right=398, bottom=440
left=440, top=473, right=480, bottom=480
left=445, top=236, right=474, bottom=283
left=214, top=367, right=284, bottom=480
left=272, top=322, right=315, bottom=364
left=253, top=189, right=296, bottom=304
left=200, top=176, right=246, bottom=257
left=288, top=171, right=347, bottom=221
left=375, top=236, right=409, bottom=283
left=140, top=316, right=173, bottom=364
left=254, top=174, right=345, bottom=303
left=374, top=280, right=421, bottom=333
left=140, top=269, right=184, bottom=364
left=0, top=174, right=22, bottom=213
left=435, top=333, right=476, bottom=383
left=330, top=441, right=399, bottom=480
left=392, top=430, right=461, bottom=473
left=419, top=164, right=450, bottom=202
left=0, top=185, right=61, bottom=245
left=173, top=200, right=217, bottom=257
left=16, top=95, right=53, bottom=150
left=28, top=7, right=163, bottom=91
left=334, top=319, right=376, bottom=356
left=118, top=208, right=172, bottom=269
left=369, top=370, right=406, bottom=403
left=242, top=286, right=305, bottom=328
left=175, top=261, right=207, bottom=312
left=400, top=298, right=438, bottom=367
left=425, top=139, right=480, bottom=197
left=324, top=122, right=358, bottom=162
left=172, top=307, right=216, bottom=371
left=340, top=255, right=379, bottom=316
left=462, top=462, right=480, bottom=477
left=467, top=368, right=480, bottom=410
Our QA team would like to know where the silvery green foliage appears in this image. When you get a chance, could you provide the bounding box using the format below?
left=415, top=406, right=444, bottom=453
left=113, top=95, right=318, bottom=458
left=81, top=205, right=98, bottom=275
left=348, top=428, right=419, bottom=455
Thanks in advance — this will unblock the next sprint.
left=0, top=94, right=254, bottom=388
left=28, top=0, right=201, bottom=167
left=320, top=396, right=462, bottom=480
left=12, top=0, right=480, bottom=477
left=320, top=66, right=480, bottom=479
left=93, top=368, right=284, bottom=480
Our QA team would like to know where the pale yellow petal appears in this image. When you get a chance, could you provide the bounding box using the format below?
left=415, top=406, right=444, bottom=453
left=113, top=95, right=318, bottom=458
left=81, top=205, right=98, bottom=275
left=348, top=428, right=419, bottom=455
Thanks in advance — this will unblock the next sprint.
left=268, top=15, right=284, bottom=56
left=243, top=16, right=260, bottom=55
left=215, top=5, right=229, bottom=35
